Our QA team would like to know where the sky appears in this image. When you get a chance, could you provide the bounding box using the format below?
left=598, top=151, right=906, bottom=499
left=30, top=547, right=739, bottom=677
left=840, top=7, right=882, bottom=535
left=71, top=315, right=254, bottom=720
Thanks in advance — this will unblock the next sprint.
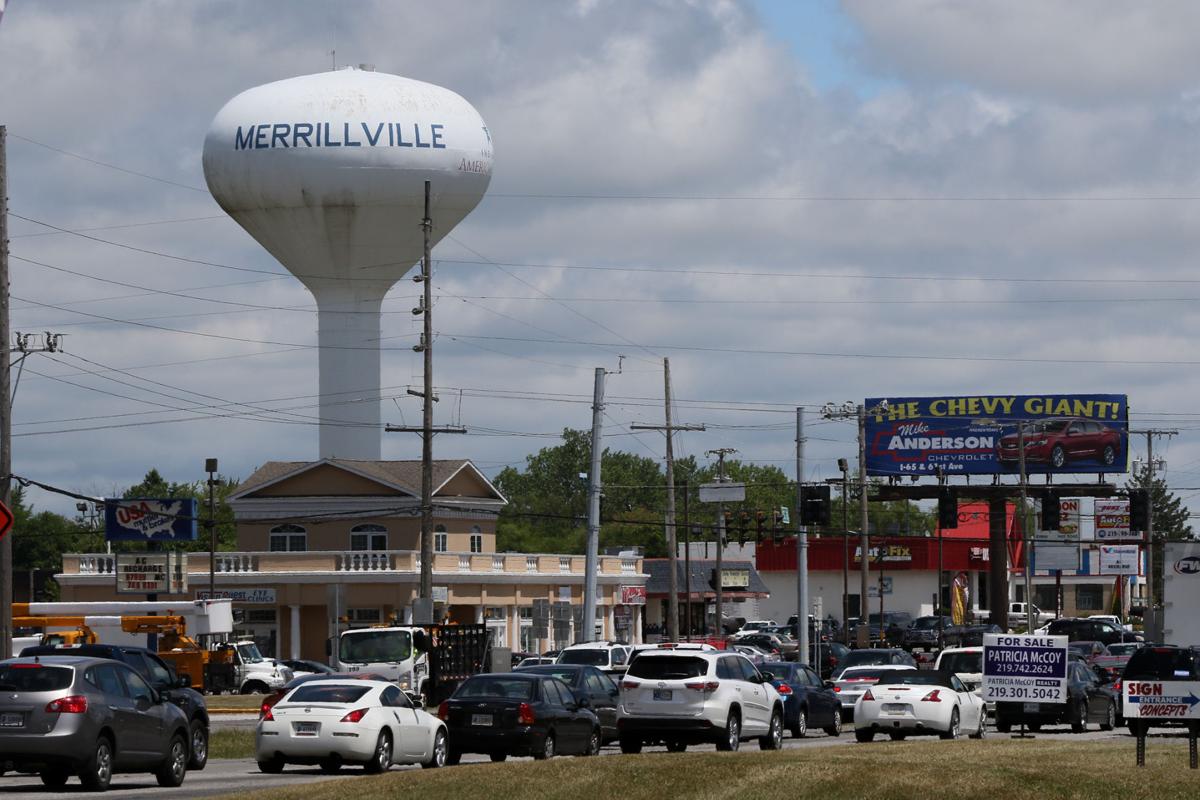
left=3, top=0, right=1200, bottom=534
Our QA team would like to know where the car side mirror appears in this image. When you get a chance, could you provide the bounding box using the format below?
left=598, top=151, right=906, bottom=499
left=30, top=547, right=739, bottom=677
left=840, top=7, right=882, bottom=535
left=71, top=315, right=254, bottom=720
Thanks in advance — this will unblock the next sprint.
left=824, top=680, right=835, bottom=689
left=177, top=674, right=191, bottom=689
left=135, top=695, right=153, bottom=712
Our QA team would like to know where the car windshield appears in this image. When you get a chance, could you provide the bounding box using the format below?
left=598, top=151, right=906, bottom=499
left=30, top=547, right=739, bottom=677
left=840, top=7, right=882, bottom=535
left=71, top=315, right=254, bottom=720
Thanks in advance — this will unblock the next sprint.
left=558, top=649, right=608, bottom=667
left=841, top=651, right=893, bottom=668
left=1124, top=648, right=1198, bottom=680
left=627, top=656, right=708, bottom=680
left=838, top=668, right=902, bottom=682
left=284, top=684, right=371, bottom=704
left=1107, top=644, right=1140, bottom=656
left=456, top=677, right=535, bottom=700
left=236, top=643, right=264, bottom=664
left=912, top=617, right=944, bottom=630
left=1034, top=420, right=1071, bottom=433
left=0, top=664, right=73, bottom=692
left=939, top=652, right=983, bottom=673
left=338, top=630, right=412, bottom=664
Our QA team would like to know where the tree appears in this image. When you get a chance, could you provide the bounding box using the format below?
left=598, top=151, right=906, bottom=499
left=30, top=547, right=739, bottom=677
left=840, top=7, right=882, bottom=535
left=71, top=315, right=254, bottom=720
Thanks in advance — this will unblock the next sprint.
left=10, top=485, right=101, bottom=572
left=1126, top=465, right=1193, bottom=605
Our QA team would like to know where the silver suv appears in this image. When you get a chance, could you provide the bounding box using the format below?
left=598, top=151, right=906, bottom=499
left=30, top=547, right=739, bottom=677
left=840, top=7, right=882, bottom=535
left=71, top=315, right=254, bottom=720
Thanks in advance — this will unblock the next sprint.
left=0, top=656, right=191, bottom=791
left=617, top=650, right=783, bottom=753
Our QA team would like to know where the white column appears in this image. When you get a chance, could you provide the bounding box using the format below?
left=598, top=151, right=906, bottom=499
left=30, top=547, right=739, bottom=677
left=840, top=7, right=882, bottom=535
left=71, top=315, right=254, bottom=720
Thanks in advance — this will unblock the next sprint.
left=289, top=604, right=301, bottom=660
left=605, top=604, right=615, bottom=641
left=632, top=605, right=642, bottom=644
left=509, top=605, right=519, bottom=652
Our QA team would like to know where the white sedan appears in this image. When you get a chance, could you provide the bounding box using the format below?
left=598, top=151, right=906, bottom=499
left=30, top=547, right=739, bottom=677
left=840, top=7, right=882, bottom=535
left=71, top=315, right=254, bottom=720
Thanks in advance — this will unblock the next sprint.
left=853, top=669, right=986, bottom=742
left=256, top=679, right=448, bottom=773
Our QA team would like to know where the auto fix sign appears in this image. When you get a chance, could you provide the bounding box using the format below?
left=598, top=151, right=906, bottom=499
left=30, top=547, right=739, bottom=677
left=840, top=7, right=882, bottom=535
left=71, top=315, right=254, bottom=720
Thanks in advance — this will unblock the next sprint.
left=982, top=633, right=1069, bottom=703
left=1123, top=681, right=1200, bottom=720
left=863, top=394, right=1128, bottom=477
left=1094, top=500, right=1131, bottom=541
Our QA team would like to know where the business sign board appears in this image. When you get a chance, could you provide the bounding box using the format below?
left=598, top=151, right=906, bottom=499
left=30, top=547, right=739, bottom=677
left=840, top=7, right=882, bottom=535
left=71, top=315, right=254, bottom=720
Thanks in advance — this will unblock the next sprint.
left=196, top=588, right=277, bottom=604
left=981, top=633, right=1069, bottom=703
left=619, top=585, right=647, bottom=605
left=1034, top=544, right=1080, bottom=572
left=867, top=577, right=894, bottom=598
left=1099, top=545, right=1140, bottom=575
left=1094, top=500, right=1132, bottom=541
left=116, top=552, right=187, bottom=594
left=718, top=568, right=750, bottom=590
left=1123, top=681, right=1200, bottom=720
left=699, top=482, right=746, bottom=503
left=105, top=498, right=198, bottom=542
left=863, top=395, right=1128, bottom=477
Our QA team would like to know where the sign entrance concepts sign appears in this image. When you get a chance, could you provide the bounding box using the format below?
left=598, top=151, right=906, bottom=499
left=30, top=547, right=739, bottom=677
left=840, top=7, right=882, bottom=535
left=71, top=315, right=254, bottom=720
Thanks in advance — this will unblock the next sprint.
left=982, top=633, right=1069, bottom=703
left=1123, top=681, right=1200, bottom=720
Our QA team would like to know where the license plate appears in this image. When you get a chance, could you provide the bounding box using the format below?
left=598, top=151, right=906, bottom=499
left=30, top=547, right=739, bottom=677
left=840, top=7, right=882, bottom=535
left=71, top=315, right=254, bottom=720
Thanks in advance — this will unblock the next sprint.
left=0, top=713, right=21, bottom=728
left=1023, top=702, right=1039, bottom=713
left=471, top=714, right=493, bottom=726
left=882, top=703, right=907, bottom=715
left=653, top=689, right=673, bottom=701
left=293, top=721, right=319, bottom=736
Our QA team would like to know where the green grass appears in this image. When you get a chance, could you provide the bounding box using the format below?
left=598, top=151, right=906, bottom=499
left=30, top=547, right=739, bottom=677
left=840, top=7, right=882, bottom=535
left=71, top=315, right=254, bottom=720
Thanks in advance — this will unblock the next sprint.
left=223, top=739, right=1200, bottom=800
left=210, top=729, right=255, bottom=760
left=207, top=693, right=270, bottom=711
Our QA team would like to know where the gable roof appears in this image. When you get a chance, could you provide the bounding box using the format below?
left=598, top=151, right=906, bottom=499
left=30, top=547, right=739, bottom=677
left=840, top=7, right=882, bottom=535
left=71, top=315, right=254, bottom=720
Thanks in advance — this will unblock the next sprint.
left=230, top=459, right=505, bottom=502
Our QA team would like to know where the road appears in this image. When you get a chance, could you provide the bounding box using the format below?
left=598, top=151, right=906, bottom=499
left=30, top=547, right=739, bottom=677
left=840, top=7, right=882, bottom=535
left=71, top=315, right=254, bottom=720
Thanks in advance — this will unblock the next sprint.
left=0, top=717, right=1191, bottom=799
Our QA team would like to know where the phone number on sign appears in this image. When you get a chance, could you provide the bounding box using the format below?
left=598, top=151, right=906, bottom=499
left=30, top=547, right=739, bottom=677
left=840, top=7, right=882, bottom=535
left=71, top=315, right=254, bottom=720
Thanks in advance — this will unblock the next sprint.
left=983, top=685, right=1062, bottom=701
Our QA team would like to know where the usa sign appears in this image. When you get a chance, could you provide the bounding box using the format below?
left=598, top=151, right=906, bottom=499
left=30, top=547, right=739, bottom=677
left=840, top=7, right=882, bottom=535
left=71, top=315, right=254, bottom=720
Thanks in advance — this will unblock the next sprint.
left=104, top=498, right=198, bottom=542
left=863, top=394, right=1128, bottom=477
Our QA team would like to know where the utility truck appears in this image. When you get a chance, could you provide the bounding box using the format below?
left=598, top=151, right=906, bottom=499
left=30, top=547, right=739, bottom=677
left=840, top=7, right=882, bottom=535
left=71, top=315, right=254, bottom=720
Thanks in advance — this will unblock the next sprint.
left=332, top=623, right=489, bottom=705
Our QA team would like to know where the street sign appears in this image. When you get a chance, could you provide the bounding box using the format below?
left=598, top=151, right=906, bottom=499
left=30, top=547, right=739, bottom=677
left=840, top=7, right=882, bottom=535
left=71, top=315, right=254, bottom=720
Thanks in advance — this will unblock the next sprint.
left=1034, top=544, right=1080, bottom=572
left=982, top=633, right=1069, bottom=704
left=0, top=500, right=13, bottom=540
left=1123, top=681, right=1200, bottom=720
left=699, top=482, right=746, bottom=503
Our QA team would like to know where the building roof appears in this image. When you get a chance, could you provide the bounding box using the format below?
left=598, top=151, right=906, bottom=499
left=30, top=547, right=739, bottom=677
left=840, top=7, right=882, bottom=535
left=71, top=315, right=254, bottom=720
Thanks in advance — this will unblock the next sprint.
left=231, top=459, right=503, bottom=501
left=644, top=558, right=769, bottom=597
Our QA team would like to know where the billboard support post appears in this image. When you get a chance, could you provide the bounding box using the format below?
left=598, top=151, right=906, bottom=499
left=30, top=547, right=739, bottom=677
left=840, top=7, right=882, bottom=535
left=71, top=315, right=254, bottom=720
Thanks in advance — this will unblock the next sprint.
left=1018, top=422, right=1034, bottom=631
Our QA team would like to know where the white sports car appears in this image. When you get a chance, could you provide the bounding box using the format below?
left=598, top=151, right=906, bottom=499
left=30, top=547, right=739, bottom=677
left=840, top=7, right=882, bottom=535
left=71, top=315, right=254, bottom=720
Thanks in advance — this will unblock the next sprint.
left=256, top=679, right=448, bottom=773
left=853, top=669, right=986, bottom=742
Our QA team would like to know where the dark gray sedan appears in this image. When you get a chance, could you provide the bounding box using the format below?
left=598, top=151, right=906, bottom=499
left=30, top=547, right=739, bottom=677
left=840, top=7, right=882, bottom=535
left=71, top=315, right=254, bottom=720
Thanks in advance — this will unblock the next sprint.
left=0, top=655, right=191, bottom=791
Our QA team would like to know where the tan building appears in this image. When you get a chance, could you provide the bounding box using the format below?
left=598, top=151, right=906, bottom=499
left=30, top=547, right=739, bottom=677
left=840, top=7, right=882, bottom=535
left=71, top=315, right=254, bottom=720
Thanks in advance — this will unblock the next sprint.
left=56, top=459, right=647, bottom=659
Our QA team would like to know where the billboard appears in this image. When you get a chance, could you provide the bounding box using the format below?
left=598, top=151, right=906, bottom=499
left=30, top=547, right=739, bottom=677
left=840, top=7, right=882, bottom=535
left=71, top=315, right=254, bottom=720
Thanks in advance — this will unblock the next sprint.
left=1042, top=498, right=1081, bottom=542
left=864, top=394, right=1128, bottom=477
left=105, top=498, right=198, bottom=542
left=1095, top=500, right=1131, bottom=541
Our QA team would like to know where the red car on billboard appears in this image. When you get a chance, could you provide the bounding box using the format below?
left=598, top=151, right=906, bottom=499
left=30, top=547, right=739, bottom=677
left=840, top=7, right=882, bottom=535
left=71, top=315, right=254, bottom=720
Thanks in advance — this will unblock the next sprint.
left=997, top=417, right=1121, bottom=469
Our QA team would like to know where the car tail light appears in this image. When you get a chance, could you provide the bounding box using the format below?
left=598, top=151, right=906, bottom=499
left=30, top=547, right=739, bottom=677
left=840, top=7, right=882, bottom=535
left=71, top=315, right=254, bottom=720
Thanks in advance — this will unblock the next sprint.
left=921, top=690, right=942, bottom=703
left=340, top=708, right=369, bottom=723
left=261, top=706, right=274, bottom=722
left=260, top=695, right=281, bottom=719
left=518, top=703, right=536, bottom=725
left=833, top=686, right=841, bottom=692
left=621, top=680, right=640, bottom=690
left=684, top=680, right=720, bottom=692
left=862, top=689, right=875, bottom=702
left=1112, top=680, right=1122, bottom=693
left=437, top=701, right=449, bottom=721
left=776, top=683, right=793, bottom=696
left=45, top=695, right=88, bottom=714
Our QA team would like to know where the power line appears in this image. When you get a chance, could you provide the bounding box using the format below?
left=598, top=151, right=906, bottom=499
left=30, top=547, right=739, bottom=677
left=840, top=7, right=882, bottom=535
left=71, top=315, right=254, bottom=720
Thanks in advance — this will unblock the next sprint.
left=8, top=133, right=210, bottom=193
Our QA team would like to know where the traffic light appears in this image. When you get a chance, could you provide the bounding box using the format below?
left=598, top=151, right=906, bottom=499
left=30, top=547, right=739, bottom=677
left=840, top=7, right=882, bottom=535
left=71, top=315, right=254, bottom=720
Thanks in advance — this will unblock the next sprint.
left=772, top=509, right=784, bottom=543
left=800, top=484, right=831, bottom=526
left=738, top=511, right=751, bottom=546
left=1040, top=490, right=1060, bottom=531
left=1130, top=489, right=1150, bottom=532
left=755, top=510, right=766, bottom=542
left=722, top=511, right=733, bottom=546
left=937, top=487, right=958, bottom=530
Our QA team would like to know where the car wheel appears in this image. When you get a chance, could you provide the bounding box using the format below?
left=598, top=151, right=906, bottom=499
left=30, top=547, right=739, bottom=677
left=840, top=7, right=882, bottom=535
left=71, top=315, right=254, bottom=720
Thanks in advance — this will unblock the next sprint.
left=854, top=728, right=875, bottom=743
left=1100, top=702, right=1116, bottom=732
left=1051, top=445, right=1066, bottom=469
left=189, top=719, right=209, bottom=771
left=39, top=770, right=69, bottom=788
left=716, top=711, right=741, bottom=752
left=422, top=729, right=448, bottom=769
left=791, top=707, right=808, bottom=739
left=760, top=709, right=784, bottom=751
left=79, top=735, right=114, bottom=792
left=619, top=735, right=643, bottom=754
left=257, top=756, right=285, bottom=774
left=363, top=730, right=392, bottom=774
left=969, top=711, right=987, bottom=740
left=241, top=681, right=268, bottom=695
left=940, top=708, right=961, bottom=740
left=580, top=728, right=601, bottom=757
left=1071, top=700, right=1088, bottom=733
left=489, top=752, right=508, bottom=763
left=1102, top=445, right=1115, bottom=466
left=889, top=731, right=907, bottom=741
left=665, top=741, right=688, bottom=753
left=532, top=731, right=555, bottom=760
left=318, top=757, right=342, bottom=774
left=823, top=711, right=842, bottom=738
left=155, top=734, right=188, bottom=788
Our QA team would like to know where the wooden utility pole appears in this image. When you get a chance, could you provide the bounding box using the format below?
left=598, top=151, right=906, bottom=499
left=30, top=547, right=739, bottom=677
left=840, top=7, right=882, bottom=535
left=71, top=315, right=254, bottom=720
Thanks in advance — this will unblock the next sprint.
left=631, top=358, right=704, bottom=642
left=0, top=126, right=11, bottom=657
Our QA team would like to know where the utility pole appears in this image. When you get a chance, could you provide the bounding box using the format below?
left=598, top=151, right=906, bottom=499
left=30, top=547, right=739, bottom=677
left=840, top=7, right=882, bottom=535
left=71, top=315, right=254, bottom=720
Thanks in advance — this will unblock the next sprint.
left=707, top=448, right=736, bottom=637
left=683, top=482, right=691, bottom=637
left=583, top=367, right=605, bottom=643
left=631, top=358, right=704, bottom=642
left=205, top=458, right=219, bottom=603
left=840, top=458, right=850, bottom=644
left=795, top=407, right=809, bottom=663
left=1134, top=428, right=1177, bottom=636
left=384, top=181, right=465, bottom=620
left=0, top=125, right=10, bottom=658
left=1018, top=422, right=1034, bottom=631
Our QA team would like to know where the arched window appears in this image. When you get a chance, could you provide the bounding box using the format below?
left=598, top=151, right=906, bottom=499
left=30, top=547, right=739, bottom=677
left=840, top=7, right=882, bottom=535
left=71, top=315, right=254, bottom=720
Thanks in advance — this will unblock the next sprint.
left=434, top=524, right=448, bottom=553
left=469, top=525, right=483, bottom=554
left=269, top=524, right=306, bottom=552
left=350, top=524, right=388, bottom=552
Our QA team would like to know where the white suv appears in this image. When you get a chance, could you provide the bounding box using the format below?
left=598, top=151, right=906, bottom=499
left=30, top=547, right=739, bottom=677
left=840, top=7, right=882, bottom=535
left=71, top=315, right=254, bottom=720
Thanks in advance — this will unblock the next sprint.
left=556, top=641, right=632, bottom=675
left=616, top=649, right=784, bottom=753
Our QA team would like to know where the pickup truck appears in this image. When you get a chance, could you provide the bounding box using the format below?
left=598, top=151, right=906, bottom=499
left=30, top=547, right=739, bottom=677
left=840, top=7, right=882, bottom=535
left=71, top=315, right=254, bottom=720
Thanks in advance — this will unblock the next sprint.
left=1005, top=602, right=1054, bottom=629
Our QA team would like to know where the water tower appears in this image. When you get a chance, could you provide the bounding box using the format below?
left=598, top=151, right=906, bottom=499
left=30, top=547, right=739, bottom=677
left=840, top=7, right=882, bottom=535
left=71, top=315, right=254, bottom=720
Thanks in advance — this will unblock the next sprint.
left=203, top=68, right=493, bottom=459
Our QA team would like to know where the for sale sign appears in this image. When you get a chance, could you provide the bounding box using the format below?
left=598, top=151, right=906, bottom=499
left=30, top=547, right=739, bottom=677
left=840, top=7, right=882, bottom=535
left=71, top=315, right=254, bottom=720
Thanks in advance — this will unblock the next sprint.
left=982, top=633, right=1069, bottom=703
left=1123, top=681, right=1200, bottom=719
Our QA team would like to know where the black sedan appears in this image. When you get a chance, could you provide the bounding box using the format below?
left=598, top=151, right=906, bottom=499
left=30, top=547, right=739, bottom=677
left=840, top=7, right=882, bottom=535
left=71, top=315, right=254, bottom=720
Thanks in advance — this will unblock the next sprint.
left=439, top=673, right=601, bottom=762
left=995, top=660, right=1119, bottom=733
left=514, top=664, right=620, bottom=743
left=762, top=662, right=842, bottom=738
